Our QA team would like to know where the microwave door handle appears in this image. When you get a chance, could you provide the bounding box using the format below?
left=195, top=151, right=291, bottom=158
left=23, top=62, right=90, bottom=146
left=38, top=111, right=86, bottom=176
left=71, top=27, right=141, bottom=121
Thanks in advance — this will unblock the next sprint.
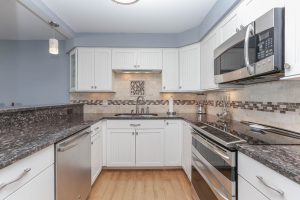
left=244, top=24, right=255, bottom=75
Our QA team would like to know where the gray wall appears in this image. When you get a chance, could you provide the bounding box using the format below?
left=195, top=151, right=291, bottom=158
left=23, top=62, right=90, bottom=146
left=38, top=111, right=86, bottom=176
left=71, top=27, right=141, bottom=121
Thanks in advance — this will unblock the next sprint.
left=0, top=40, right=69, bottom=106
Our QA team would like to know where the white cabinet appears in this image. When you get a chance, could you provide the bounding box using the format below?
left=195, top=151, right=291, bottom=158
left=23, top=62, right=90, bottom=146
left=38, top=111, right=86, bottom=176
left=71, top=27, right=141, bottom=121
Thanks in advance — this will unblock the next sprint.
left=112, top=48, right=162, bottom=71
left=0, top=146, right=54, bottom=200
left=135, top=129, right=164, bottom=167
left=91, top=122, right=103, bottom=184
left=219, top=9, right=241, bottom=43
left=179, top=43, right=201, bottom=91
left=182, top=122, right=192, bottom=180
left=238, top=152, right=300, bottom=200
left=70, top=48, right=112, bottom=92
left=162, top=49, right=179, bottom=91
left=77, top=48, right=95, bottom=91
left=240, top=0, right=284, bottom=27
left=164, top=120, right=182, bottom=166
left=106, top=129, right=136, bottom=167
left=200, top=30, right=220, bottom=90
left=94, top=48, right=112, bottom=90
left=284, top=0, right=300, bottom=79
left=5, top=165, right=54, bottom=200
left=238, top=175, right=269, bottom=200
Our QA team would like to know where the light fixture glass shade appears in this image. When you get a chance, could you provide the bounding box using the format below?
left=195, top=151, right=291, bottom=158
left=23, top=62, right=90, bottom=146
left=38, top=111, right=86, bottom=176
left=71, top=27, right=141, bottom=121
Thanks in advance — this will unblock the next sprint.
left=112, top=0, right=139, bottom=5
left=49, top=38, right=59, bottom=55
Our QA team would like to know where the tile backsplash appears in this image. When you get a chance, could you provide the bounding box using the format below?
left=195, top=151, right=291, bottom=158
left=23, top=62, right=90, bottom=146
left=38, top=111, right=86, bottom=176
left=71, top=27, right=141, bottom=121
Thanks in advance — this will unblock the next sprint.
left=70, top=73, right=201, bottom=114
left=205, top=80, right=300, bottom=132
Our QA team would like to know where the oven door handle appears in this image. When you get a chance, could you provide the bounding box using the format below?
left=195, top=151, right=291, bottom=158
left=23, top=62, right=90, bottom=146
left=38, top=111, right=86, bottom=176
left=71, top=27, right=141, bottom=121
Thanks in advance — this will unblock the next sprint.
left=244, top=23, right=255, bottom=75
left=193, top=157, right=230, bottom=200
left=209, top=145, right=230, bottom=161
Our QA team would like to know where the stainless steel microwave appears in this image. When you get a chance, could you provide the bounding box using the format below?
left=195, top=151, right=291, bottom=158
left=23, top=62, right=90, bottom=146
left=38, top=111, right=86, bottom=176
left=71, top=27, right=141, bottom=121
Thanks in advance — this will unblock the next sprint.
left=214, top=8, right=284, bottom=84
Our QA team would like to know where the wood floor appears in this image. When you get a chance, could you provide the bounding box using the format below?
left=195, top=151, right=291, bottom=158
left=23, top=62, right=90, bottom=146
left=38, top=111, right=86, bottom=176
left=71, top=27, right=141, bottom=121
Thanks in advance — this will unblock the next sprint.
left=88, top=169, right=193, bottom=200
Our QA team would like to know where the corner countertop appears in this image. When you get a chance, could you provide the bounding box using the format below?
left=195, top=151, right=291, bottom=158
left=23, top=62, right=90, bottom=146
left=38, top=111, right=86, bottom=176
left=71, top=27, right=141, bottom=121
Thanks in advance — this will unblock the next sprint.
left=0, top=113, right=199, bottom=170
left=1, top=112, right=300, bottom=186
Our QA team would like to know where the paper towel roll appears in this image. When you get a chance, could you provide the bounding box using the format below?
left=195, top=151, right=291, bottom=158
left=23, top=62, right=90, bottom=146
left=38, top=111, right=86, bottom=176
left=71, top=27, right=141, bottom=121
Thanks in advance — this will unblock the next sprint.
left=168, top=96, right=174, bottom=112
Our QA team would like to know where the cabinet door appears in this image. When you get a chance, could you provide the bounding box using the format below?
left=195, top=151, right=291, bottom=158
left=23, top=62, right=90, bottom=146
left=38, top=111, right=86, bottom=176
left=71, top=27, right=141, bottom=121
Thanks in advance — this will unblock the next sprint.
left=69, top=49, right=77, bottom=91
left=219, top=10, right=240, bottom=43
left=182, top=123, right=192, bottom=180
left=94, top=48, right=112, bottom=90
left=240, top=0, right=284, bottom=27
left=77, top=48, right=95, bottom=91
left=284, top=0, right=300, bottom=78
left=137, top=48, right=162, bottom=70
left=135, top=129, right=164, bottom=167
left=164, top=120, right=182, bottom=166
left=106, top=129, right=135, bottom=167
left=200, top=31, right=220, bottom=90
left=5, top=165, right=54, bottom=200
left=238, top=175, right=269, bottom=200
left=112, top=49, right=138, bottom=70
left=91, top=133, right=102, bottom=184
left=162, top=49, right=179, bottom=91
left=179, top=43, right=201, bottom=91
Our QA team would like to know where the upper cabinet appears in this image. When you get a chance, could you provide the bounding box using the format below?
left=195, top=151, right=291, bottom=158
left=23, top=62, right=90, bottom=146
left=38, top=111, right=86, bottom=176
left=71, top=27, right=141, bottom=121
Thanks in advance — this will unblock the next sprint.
left=219, top=9, right=241, bottom=43
left=70, top=48, right=113, bottom=92
left=162, top=49, right=179, bottom=91
left=112, top=48, right=162, bottom=71
left=200, top=30, right=220, bottom=90
left=284, top=0, right=300, bottom=79
left=179, top=43, right=201, bottom=91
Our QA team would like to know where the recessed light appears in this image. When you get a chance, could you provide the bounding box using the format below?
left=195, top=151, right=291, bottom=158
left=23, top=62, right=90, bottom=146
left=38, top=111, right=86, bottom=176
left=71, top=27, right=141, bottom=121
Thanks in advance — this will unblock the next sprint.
left=112, top=0, right=139, bottom=5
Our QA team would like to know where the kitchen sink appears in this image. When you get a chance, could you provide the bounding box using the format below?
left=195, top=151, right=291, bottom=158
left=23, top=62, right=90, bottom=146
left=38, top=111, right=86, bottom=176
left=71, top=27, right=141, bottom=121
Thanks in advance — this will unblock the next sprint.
left=114, top=113, right=158, bottom=117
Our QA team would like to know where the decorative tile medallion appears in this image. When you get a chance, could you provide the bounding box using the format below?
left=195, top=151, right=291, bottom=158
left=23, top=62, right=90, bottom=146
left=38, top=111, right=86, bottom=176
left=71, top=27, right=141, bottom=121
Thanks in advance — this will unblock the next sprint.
left=130, top=80, right=145, bottom=96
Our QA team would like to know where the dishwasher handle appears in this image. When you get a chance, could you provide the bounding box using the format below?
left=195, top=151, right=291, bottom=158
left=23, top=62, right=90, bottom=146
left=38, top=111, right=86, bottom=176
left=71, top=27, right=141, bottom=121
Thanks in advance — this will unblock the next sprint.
left=57, top=129, right=91, bottom=152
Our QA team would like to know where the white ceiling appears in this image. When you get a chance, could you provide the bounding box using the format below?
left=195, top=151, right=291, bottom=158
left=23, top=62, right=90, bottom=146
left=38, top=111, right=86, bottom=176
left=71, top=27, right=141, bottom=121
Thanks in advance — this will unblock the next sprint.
left=0, top=0, right=65, bottom=40
left=41, top=0, right=217, bottom=34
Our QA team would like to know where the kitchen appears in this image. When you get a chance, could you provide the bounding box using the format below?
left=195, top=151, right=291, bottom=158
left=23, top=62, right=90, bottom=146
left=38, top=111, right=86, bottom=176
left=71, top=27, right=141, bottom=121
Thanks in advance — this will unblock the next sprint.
left=0, top=0, right=300, bottom=200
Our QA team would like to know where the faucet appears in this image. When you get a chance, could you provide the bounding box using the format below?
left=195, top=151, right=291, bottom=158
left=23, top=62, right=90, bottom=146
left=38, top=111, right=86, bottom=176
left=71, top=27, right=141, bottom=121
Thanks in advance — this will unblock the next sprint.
left=135, top=96, right=145, bottom=114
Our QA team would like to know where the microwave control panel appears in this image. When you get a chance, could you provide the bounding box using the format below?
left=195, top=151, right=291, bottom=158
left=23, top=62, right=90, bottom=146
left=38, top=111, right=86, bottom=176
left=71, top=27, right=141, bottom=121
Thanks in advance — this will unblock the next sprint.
left=256, top=28, right=274, bottom=61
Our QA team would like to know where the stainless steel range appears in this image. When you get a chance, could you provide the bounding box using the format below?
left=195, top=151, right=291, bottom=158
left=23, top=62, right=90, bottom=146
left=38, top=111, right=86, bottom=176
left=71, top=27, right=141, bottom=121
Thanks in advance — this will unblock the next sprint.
left=190, top=118, right=300, bottom=200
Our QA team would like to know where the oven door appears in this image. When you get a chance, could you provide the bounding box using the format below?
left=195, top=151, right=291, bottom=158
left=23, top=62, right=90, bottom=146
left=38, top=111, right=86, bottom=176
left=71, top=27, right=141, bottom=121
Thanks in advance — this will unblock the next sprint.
left=191, top=132, right=236, bottom=200
left=214, top=23, right=256, bottom=84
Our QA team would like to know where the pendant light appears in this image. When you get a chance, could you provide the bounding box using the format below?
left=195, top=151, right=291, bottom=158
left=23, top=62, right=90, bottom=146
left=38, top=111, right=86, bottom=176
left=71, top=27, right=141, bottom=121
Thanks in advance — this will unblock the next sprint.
left=48, top=21, right=60, bottom=55
left=112, top=0, right=139, bottom=5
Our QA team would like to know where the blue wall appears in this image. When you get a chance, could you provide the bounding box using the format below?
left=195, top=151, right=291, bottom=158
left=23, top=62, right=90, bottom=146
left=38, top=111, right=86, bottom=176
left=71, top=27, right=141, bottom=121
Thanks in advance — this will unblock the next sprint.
left=66, top=0, right=240, bottom=51
left=0, top=40, right=69, bottom=106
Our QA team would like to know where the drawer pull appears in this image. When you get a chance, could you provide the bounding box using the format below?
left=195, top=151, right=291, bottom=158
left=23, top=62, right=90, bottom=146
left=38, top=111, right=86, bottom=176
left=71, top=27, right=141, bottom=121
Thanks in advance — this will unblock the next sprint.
left=95, top=127, right=100, bottom=131
left=130, top=124, right=141, bottom=127
left=256, top=176, right=284, bottom=196
left=0, top=168, right=31, bottom=190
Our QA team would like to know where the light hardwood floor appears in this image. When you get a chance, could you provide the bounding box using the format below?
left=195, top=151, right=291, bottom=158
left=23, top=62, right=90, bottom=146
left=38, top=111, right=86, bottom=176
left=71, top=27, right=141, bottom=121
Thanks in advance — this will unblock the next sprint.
left=88, top=169, right=193, bottom=200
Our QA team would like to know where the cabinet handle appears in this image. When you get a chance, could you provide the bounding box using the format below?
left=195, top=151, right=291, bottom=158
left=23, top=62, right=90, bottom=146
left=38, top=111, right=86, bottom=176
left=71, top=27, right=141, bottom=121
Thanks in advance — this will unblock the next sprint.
left=95, top=127, right=100, bottom=131
left=132, top=132, right=135, bottom=135
left=0, top=168, right=31, bottom=190
left=130, top=124, right=141, bottom=127
left=256, top=176, right=284, bottom=196
left=94, top=86, right=97, bottom=89
left=179, top=86, right=182, bottom=89
left=91, top=141, right=94, bottom=145
left=163, top=86, right=166, bottom=89
left=136, top=131, right=138, bottom=135
left=166, top=122, right=169, bottom=126
left=91, top=86, right=94, bottom=89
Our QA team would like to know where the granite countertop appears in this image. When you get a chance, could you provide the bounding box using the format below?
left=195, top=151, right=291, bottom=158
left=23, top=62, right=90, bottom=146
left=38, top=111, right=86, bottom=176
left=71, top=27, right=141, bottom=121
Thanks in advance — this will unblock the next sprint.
left=0, top=113, right=198, bottom=169
left=237, top=144, right=300, bottom=184
left=1, top=111, right=300, bottom=185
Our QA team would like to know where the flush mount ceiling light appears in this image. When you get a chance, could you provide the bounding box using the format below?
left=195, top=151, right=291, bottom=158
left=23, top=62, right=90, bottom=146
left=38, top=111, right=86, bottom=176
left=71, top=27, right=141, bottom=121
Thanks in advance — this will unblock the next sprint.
left=112, top=0, right=139, bottom=5
left=48, top=21, right=59, bottom=55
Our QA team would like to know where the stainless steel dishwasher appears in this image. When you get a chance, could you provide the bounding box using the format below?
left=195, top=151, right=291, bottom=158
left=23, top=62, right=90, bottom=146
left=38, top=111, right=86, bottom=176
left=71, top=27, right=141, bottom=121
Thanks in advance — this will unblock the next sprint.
left=56, top=128, right=91, bottom=200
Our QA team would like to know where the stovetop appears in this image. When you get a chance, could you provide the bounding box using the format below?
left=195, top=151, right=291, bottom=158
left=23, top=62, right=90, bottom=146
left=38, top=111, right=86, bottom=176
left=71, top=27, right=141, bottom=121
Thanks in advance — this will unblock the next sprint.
left=192, top=116, right=300, bottom=148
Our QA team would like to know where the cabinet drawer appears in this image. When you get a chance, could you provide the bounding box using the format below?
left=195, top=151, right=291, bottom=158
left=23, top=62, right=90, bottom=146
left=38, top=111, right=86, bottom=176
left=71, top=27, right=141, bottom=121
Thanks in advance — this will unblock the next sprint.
left=107, top=120, right=164, bottom=129
left=91, top=121, right=102, bottom=136
left=5, top=165, right=54, bottom=200
left=238, top=152, right=300, bottom=200
left=0, top=145, right=54, bottom=200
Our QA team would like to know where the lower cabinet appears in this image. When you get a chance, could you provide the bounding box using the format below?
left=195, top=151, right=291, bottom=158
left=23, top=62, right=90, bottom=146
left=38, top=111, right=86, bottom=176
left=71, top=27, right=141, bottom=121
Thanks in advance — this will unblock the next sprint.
left=182, top=122, right=192, bottom=180
left=106, top=129, right=136, bottom=167
left=238, top=175, right=269, bottom=200
left=135, top=129, right=164, bottom=167
left=91, top=132, right=103, bottom=184
left=164, top=120, right=182, bottom=166
left=5, top=165, right=54, bottom=200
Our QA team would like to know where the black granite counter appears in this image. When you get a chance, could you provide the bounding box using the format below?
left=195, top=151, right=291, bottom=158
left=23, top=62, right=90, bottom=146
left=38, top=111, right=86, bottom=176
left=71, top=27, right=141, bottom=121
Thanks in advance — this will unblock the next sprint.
left=237, top=144, right=300, bottom=184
